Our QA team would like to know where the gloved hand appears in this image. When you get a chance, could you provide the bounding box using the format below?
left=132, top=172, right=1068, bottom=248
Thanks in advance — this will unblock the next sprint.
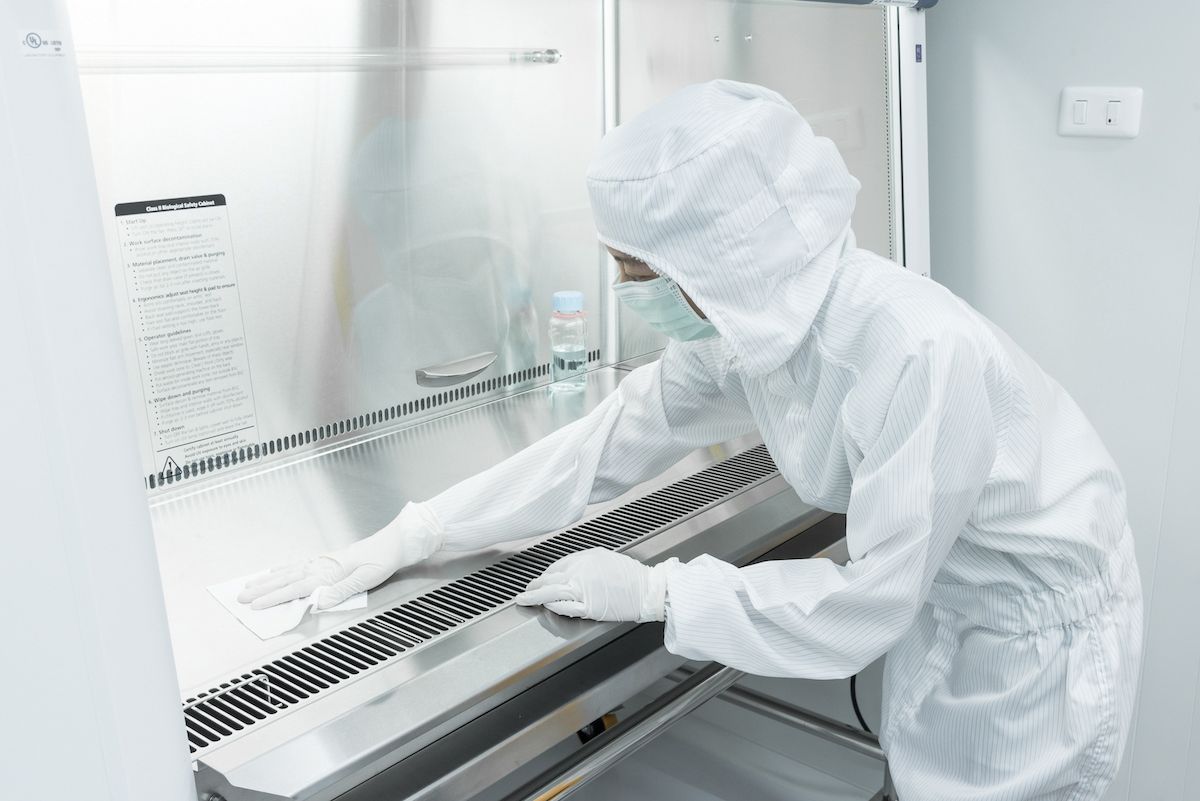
left=515, top=548, right=677, bottom=622
left=238, top=502, right=444, bottom=610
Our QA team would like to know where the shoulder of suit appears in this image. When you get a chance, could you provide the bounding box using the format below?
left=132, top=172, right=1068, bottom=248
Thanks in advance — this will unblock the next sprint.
left=823, top=254, right=992, bottom=375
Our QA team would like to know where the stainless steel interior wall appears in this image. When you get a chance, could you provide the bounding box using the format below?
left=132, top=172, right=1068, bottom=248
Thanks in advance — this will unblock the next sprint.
left=68, top=0, right=892, bottom=488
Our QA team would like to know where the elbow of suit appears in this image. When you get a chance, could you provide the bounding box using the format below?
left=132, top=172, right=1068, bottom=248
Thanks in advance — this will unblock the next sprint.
left=819, top=639, right=895, bottom=680
left=792, top=624, right=899, bottom=680
left=749, top=595, right=924, bottom=680
left=814, top=592, right=925, bottom=678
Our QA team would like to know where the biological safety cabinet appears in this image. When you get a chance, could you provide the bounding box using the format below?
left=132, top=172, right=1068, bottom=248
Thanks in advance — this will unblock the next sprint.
left=2, top=1, right=930, bottom=799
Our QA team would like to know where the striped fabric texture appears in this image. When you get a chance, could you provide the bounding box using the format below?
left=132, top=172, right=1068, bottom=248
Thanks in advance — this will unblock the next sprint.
left=426, top=82, right=1142, bottom=801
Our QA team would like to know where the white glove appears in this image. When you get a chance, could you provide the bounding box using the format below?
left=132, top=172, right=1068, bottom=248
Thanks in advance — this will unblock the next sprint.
left=515, top=548, right=677, bottom=622
left=238, top=502, right=444, bottom=610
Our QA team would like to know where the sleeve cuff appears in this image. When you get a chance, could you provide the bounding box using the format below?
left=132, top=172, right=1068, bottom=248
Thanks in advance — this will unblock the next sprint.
left=382, top=501, right=446, bottom=563
left=642, top=557, right=680, bottom=622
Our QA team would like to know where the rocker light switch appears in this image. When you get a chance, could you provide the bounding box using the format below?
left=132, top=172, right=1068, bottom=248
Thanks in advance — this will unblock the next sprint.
left=1059, top=87, right=1142, bottom=138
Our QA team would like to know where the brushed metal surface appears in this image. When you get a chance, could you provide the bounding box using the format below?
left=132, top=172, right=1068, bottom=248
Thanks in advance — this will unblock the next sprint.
left=367, top=625, right=687, bottom=801
left=153, top=365, right=622, bottom=696
left=196, top=488, right=828, bottom=801
left=179, top=443, right=779, bottom=757
left=163, top=359, right=827, bottom=800
left=372, top=520, right=849, bottom=801
left=69, top=0, right=608, bottom=480
left=501, top=663, right=747, bottom=801
left=69, top=0, right=897, bottom=487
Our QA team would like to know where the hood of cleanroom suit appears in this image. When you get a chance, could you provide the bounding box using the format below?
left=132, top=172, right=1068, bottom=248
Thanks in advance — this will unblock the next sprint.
left=586, top=80, right=860, bottom=376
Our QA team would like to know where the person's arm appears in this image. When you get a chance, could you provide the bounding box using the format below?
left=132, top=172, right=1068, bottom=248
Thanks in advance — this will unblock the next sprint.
left=429, top=344, right=755, bottom=550
left=241, top=344, right=755, bottom=609
left=661, top=336, right=997, bottom=678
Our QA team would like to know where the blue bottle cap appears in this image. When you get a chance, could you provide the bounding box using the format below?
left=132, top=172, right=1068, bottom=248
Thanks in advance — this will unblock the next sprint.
left=553, top=290, right=584, bottom=313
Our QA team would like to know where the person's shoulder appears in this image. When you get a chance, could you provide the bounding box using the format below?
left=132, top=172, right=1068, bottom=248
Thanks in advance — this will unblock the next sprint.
left=833, top=251, right=982, bottom=354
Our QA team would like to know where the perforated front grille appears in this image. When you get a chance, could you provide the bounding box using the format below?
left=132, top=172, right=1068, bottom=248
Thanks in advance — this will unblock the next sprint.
left=181, top=444, right=777, bottom=756
left=147, top=350, right=603, bottom=490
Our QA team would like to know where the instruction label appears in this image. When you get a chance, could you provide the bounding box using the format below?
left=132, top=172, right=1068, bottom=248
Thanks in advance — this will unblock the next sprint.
left=116, top=195, right=259, bottom=475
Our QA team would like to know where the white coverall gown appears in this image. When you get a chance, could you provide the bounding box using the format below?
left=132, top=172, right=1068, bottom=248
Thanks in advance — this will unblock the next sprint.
left=424, top=82, right=1142, bottom=801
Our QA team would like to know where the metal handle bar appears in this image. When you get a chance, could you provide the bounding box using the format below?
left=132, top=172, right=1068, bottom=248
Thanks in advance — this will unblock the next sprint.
left=503, top=663, right=744, bottom=801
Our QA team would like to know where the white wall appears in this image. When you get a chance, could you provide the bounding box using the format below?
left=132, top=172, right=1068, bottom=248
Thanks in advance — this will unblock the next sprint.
left=926, top=4, right=1200, bottom=799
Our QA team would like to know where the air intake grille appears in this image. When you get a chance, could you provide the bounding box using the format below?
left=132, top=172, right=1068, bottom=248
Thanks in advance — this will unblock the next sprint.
left=181, top=444, right=777, bottom=756
left=147, top=350, right=603, bottom=490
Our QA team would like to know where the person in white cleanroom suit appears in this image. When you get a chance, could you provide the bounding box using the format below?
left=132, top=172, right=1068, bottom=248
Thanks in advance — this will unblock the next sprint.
left=242, top=81, right=1143, bottom=801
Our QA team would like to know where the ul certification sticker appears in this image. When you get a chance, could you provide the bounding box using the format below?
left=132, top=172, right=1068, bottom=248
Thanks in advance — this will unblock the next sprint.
left=18, top=30, right=65, bottom=58
left=115, top=195, right=261, bottom=477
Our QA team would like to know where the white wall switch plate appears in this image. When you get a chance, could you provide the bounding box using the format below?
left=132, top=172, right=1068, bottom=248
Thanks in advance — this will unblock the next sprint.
left=1058, top=86, right=1143, bottom=138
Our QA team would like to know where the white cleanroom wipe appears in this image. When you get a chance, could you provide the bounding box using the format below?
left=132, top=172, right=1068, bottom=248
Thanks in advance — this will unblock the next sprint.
left=207, top=572, right=367, bottom=640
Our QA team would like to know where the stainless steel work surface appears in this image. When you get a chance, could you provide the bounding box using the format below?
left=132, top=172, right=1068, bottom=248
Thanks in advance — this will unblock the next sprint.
left=150, top=362, right=777, bottom=695
left=191, top=474, right=820, bottom=801
left=154, top=357, right=828, bottom=801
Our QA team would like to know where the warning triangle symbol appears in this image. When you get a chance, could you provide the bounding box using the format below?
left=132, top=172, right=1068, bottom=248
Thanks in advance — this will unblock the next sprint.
left=162, top=457, right=181, bottom=475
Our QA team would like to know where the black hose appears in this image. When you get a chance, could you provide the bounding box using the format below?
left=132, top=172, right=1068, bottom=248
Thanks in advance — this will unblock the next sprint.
left=850, top=673, right=873, bottom=734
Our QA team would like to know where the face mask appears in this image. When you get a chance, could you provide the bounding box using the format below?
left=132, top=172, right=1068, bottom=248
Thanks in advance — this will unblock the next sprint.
left=612, top=276, right=718, bottom=342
